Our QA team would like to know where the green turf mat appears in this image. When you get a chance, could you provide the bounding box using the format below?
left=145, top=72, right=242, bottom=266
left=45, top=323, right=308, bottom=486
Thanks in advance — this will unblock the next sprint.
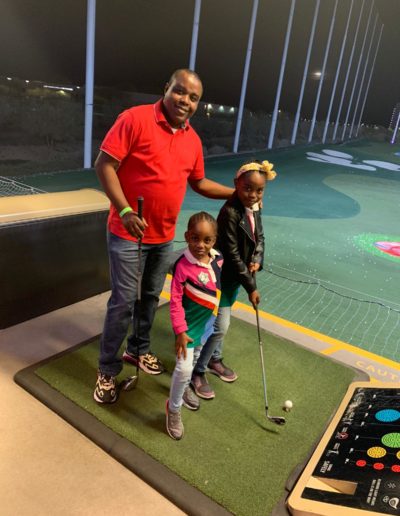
left=30, top=306, right=356, bottom=515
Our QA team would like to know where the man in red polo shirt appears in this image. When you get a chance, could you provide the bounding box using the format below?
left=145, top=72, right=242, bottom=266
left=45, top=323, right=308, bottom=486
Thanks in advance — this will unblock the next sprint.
left=94, top=69, right=233, bottom=404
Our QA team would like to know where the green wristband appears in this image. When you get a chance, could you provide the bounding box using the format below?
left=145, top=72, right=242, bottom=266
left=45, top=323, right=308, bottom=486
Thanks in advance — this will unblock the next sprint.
left=119, top=206, right=133, bottom=218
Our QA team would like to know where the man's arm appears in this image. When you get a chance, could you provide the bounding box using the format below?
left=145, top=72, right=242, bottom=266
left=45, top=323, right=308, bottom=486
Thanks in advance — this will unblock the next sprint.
left=95, top=151, right=127, bottom=211
left=95, top=151, right=147, bottom=238
left=188, top=177, right=234, bottom=199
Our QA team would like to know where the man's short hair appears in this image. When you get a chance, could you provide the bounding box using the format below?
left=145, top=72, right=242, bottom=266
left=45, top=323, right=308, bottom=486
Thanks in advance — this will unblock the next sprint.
left=168, top=69, right=202, bottom=85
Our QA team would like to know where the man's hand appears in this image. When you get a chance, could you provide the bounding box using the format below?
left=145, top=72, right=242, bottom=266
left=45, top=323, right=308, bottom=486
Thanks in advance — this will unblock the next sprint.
left=175, top=332, right=193, bottom=359
left=248, top=262, right=260, bottom=273
left=249, top=290, right=260, bottom=308
left=121, top=212, right=148, bottom=239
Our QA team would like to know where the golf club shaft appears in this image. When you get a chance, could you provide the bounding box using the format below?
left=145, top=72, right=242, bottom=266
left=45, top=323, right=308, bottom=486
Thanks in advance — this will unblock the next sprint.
left=135, top=196, right=144, bottom=378
left=255, top=307, right=269, bottom=411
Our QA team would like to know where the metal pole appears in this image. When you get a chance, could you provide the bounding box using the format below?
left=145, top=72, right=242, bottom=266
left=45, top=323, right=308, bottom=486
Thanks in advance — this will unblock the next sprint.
left=355, top=23, right=384, bottom=137
left=233, top=0, right=259, bottom=153
left=322, top=0, right=354, bottom=144
left=341, top=0, right=374, bottom=140
left=390, top=111, right=400, bottom=145
left=84, top=0, right=96, bottom=169
left=189, top=0, right=201, bottom=69
left=308, top=0, right=338, bottom=143
left=291, top=0, right=320, bottom=145
left=348, top=12, right=378, bottom=137
left=267, top=0, right=296, bottom=150
left=332, top=0, right=366, bottom=142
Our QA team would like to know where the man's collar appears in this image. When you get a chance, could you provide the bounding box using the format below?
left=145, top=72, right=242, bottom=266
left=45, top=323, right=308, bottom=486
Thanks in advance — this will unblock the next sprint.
left=154, top=99, right=190, bottom=131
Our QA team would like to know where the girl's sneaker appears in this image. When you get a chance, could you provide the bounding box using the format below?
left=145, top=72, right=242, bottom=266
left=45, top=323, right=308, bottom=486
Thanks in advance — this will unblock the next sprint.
left=191, top=373, right=215, bottom=399
left=208, top=359, right=238, bottom=382
left=182, top=386, right=200, bottom=411
left=166, top=400, right=184, bottom=440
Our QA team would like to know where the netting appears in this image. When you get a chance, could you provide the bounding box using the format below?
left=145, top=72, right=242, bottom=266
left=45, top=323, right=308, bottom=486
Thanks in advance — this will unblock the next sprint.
left=245, top=265, right=400, bottom=362
left=0, top=176, right=46, bottom=197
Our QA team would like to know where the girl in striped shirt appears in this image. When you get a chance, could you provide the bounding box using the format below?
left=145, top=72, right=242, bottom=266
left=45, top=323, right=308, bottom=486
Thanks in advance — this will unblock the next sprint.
left=166, top=211, right=223, bottom=440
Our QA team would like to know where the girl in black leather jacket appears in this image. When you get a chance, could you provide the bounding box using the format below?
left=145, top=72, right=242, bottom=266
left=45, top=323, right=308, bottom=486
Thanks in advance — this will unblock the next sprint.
left=191, top=160, right=277, bottom=399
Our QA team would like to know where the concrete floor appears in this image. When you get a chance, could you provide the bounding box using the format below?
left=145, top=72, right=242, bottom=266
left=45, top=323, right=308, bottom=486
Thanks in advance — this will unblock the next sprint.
left=0, top=292, right=184, bottom=516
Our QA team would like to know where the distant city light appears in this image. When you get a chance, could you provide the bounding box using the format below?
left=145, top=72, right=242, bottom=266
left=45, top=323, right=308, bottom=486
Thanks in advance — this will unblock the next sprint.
left=230, top=107, right=235, bottom=113
left=25, top=80, right=29, bottom=83
left=218, top=106, right=224, bottom=112
left=43, top=84, right=74, bottom=92
left=6, top=77, right=12, bottom=81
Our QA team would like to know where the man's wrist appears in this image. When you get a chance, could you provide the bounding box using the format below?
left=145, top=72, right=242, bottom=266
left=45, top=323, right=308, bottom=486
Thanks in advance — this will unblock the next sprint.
left=119, top=206, right=133, bottom=218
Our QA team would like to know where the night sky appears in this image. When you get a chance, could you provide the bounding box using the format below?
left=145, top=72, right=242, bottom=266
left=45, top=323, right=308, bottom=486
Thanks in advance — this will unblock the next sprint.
left=1, top=0, right=399, bottom=126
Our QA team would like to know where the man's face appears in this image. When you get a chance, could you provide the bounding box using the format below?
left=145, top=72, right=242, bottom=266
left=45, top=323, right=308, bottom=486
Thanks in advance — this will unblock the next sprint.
left=163, top=72, right=203, bottom=128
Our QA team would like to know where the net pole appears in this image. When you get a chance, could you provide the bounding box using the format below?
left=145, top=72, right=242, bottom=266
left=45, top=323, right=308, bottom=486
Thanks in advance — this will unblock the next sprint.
left=332, top=0, right=367, bottom=142
left=308, top=0, right=338, bottom=143
left=322, top=0, right=355, bottom=144
left=83, top=0, right=96, bottom=169
left=189, top=0, right=201, bottom=70
left=291, top=0, right=320, bottom=145
left=267, top=0, right=296, bottom=150
left=349, top=13, right=378, bottom=138
left=233, top=0, right=259, bottom=153
left=354, top=22, right=384, bottom=137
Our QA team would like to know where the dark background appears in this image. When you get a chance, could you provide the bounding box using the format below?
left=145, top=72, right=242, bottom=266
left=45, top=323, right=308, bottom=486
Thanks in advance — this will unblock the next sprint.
left=1, top=0, right=399, bottom=126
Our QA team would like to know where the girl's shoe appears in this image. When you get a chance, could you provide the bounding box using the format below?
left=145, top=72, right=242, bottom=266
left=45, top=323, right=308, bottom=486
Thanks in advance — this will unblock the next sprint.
left=208, top=359, right=238, bottom=382
left=191, top=373, right=215, bottom=399
left=182, top=386, right=200, bottom=410
left=166, top=400, right=184, bottom=440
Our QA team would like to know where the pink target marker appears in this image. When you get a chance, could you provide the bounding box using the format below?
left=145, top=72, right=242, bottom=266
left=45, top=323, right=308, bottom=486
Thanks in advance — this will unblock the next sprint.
left=374, top=241, right=400, bottom=257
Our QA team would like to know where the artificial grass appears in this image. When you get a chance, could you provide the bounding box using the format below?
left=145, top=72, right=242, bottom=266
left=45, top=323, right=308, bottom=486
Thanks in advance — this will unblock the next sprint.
left=34, top=305, right=356, bottom=516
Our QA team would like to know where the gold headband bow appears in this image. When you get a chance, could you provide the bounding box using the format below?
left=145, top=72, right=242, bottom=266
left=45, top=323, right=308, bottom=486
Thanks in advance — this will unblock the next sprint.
left=235, top=160, right=277, bottom=181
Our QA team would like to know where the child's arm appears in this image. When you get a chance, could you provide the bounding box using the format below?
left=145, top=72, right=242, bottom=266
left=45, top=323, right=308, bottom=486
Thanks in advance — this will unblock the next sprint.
left=170, top=261, right=193, bottom=358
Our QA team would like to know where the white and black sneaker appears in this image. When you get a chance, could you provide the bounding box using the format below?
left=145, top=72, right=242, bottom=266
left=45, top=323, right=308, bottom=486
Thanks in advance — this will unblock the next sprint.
left=94, top=371, right=118, bottom=404
left=122, top=350, right=165, bottom=375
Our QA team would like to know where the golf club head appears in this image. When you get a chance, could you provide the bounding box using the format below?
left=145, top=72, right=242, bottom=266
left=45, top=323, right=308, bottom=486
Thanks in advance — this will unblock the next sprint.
left=120, top=375, right=138, bottom=391
left=267, top=415, right=286, bottom=425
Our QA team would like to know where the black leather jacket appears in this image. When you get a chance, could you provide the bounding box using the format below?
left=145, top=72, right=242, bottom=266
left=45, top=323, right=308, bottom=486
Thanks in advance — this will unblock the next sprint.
left=216, top=192, right=265, bottom=295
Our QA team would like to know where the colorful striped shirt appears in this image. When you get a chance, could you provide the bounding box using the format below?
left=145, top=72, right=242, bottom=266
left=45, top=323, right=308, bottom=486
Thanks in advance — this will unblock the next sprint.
left=170, top=248, right=223, bottom=348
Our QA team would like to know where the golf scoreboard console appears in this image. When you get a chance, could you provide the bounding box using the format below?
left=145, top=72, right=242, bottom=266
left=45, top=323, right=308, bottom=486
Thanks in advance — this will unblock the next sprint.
left=288, top=382, right=400, bottom=515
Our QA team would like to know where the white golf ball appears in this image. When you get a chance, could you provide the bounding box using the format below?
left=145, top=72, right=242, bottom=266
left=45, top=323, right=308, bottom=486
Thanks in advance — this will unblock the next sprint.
left=283, top=400, right=293, bottom=411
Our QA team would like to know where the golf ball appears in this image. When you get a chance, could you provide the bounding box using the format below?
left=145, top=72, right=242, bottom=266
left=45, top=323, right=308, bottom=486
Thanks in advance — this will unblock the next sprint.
left=283, top=400, right=293, bottom=411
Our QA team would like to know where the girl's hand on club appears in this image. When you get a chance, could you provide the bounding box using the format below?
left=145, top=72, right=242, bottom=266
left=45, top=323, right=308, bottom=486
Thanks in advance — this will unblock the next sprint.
left=121, top=212, right=148, bottom=239
left=175, top=332, right=193, bottom=359
left=248, top=262, right=260, bottom=273
left=249, top=289, right=260, bottom=308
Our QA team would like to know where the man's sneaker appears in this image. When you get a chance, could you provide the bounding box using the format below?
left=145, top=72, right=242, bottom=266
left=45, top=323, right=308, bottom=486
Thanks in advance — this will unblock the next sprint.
left=94, top=371, right=118, bottom=404
left=166, top=400, right=184, bottom=440
left=122, top=350, right=165, bottom=375
left=191, top=373, right=215, bottom=400
left=208, top=359, right=238, bottom=382
left=182, top=386, right=200, bottom=411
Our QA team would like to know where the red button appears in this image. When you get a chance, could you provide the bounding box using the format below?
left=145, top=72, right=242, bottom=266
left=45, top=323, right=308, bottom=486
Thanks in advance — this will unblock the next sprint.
left=356, top=460, right=367, bottom=467
left=373, top=463, right=384, bottom=470
left=391, top=465, right=400, bottom=473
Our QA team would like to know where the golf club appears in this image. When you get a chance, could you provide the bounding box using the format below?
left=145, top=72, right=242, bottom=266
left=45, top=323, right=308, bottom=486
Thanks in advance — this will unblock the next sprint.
left=255, top=306, right=286, bottom=426
left=120, top=195, right=144, bottom=392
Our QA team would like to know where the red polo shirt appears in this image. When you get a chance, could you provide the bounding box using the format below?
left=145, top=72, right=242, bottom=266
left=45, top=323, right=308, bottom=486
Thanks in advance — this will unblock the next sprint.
left=100, top=99, right=205, bottom=243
